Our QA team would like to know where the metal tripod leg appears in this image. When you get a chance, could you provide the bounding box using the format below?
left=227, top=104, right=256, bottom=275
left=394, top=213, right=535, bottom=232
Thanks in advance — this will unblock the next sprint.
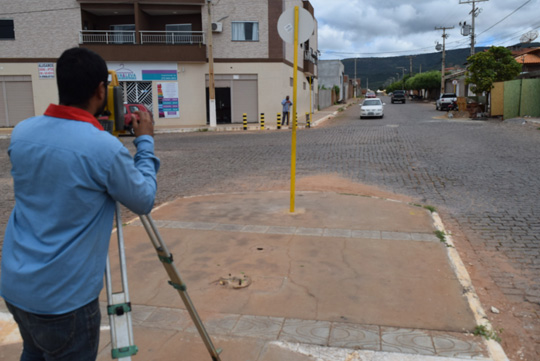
left=105, top=203, right=138, bottom=359
left=139, top=214, right=222, bottom=361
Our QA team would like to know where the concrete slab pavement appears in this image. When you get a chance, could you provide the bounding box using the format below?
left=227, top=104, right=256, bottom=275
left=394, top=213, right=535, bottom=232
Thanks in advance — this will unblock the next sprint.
left=90, top=191, right=505, bottom=360
left=0, top=191, right=506, bottom=360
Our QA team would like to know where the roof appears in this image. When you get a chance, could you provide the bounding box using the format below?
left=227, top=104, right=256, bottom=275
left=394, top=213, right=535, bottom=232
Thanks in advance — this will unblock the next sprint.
left=515, top=52, right=540, bottom=64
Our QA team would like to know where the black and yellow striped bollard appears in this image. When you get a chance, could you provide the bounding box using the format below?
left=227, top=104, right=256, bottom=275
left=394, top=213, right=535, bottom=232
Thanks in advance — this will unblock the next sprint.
left=243, top=113, right=247, bottom=130
left=260, top=113, right=265, bottom=130
left=295, top=112, right=298, bottom=128
left=306, top=112, right=310, bottom=128
left=277, top=113, right=281, bottom=130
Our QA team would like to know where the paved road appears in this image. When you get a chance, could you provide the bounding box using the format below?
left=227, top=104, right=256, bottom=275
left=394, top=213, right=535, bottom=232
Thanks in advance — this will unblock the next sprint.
left=0, top=98, right=538, bottom=360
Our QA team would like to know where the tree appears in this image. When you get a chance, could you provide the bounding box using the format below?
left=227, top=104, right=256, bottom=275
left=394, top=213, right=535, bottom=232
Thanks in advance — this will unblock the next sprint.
left=466, top=46, right=521, bottom=95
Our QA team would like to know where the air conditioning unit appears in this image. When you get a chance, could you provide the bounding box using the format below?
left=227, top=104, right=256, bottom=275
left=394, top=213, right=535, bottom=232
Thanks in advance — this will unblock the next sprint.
left=212, top=22, right=223, bottom=32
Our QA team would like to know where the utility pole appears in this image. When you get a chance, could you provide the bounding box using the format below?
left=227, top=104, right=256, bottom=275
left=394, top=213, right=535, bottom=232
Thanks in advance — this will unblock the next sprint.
left=435, top=26, right=454, bottom=94
left=460, top=0, right=488, bottom=56
left=408, top=55, right=415, bottom=76
left=207, top=0, right=216, bottom=127
left=354, top=57, right=357, bottom=97
left=397, top=67, right=405, bottom=90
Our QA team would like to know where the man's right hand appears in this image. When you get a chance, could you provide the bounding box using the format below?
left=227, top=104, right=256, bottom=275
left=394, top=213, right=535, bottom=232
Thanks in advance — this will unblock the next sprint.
left=132, top=111, right=154, bottom=137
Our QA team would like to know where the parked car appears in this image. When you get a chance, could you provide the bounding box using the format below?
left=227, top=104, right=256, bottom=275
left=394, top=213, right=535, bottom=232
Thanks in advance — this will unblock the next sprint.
left=436, top=93, right=457, bottom=111
left=391, top=90, right=406, bottom=104
left=360, top=98, right=385, bottom=119
left=99, top=103, right=152, bottom=135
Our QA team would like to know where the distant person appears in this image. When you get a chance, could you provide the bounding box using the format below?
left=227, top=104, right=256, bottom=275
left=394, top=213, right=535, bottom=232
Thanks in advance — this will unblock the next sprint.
left=281, top=95, right=292, bottom=126
left=0, top=47, right=160, bottom=361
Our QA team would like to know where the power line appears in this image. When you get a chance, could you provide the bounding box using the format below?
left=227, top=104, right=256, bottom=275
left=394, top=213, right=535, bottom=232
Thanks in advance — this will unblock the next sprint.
left=475, top=0, right=532, bottom=38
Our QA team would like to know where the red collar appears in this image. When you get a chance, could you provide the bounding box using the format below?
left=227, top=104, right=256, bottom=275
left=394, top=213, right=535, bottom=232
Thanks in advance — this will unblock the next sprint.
left=44, top=104, right=104, bottom=131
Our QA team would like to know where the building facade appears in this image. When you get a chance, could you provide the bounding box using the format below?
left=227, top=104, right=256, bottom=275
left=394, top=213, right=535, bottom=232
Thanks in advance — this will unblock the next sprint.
left=0, top=0, right=318, bottom=127
left=318, top=60, right=344, bottom=103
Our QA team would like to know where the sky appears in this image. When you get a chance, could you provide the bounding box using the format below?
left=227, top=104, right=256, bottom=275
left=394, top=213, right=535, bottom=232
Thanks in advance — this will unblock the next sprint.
left=308, top=0, right=540, bottom=59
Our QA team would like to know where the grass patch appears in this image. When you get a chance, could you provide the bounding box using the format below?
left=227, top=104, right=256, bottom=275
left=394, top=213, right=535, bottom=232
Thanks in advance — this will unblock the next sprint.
left=473, top=325, right=502, bottom=343
left=198, top=128, right=209, bottom=132
left=423, top=205, right=437, bottom=213
left=338, top=107, right=345, bottom=112
left=434, top=230, right=453, bottom=248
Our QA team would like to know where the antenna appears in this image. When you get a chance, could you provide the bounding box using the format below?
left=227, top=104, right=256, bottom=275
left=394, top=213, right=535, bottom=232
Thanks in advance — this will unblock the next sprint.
left=520, top=30, right=539, bottom=44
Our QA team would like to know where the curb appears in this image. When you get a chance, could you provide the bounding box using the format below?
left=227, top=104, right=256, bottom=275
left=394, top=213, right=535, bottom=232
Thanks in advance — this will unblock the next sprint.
left=431, top=212, right=509, bottom=361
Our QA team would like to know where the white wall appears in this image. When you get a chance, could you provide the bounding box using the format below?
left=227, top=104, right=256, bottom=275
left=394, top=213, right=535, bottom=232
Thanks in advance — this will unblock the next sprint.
left=202, top=0, right=269, bottom=59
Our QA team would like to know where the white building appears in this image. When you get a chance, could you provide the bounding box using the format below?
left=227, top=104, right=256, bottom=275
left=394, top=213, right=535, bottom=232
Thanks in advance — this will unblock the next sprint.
left=0, top=0, right=318, bottom=127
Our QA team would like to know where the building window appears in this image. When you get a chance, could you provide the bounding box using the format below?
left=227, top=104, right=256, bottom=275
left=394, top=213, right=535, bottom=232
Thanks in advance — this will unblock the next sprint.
left=166, top=24, right=192, bottom=44
left=0, top=20, right=15, bottom=40
left=290, top=77, right=293, bottom=87
left=110, top=24, right=135, bottom=44
left=232, top=22, right=259, bottom=41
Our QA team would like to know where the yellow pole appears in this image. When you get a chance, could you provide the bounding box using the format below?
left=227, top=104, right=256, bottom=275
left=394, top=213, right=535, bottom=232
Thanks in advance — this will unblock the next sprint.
left=290, top=6, right=299, bottom=213
left=309, top=76, right=312, bottom=126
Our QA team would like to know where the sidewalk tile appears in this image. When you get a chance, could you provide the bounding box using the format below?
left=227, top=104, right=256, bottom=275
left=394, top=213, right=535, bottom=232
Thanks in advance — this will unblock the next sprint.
left=323, top=229, right=352, bottom=238
left=381, top=232, right=413, bottom=241
left=296, top=227, right=324, bottom=236
left=352, top=230, right=381, bottom=239
left=381, top=327, right=436, bottom=355
left=232, top=315, right=284, bottom=340
left=279, top=319, right=331, bottom=346
left=329, top=323, right=380, bottom=350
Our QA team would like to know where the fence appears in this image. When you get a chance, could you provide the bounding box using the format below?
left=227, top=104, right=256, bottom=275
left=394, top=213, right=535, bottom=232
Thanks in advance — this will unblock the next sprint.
left=492, top=79, right=540, bottom=119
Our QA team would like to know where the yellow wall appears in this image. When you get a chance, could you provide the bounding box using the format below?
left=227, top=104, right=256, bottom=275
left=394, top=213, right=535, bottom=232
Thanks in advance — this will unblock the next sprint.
left=491, top=82, right=504, bottom=116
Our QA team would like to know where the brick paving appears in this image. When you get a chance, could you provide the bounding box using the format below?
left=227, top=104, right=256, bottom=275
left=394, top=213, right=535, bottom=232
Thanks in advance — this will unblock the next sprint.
left=1, top=98, right=539, bottom=359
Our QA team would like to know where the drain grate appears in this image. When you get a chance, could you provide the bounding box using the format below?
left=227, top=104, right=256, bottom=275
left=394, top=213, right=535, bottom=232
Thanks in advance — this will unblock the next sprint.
left=215, top=274, right=252, bottom=289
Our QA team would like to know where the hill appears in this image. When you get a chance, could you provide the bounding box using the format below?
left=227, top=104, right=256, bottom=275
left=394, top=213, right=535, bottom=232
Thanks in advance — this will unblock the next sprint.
left=340, top=43, right=540, bottom=90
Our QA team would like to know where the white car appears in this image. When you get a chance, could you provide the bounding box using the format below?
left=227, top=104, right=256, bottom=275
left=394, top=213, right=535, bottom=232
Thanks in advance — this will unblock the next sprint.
left=360, top=98, right=385, bottom=119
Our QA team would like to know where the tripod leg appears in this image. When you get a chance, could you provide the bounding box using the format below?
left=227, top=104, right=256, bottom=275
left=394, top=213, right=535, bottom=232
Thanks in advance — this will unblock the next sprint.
left=139, top=214, right=222, bottom=361
left=105, top=203, right=138, bottom=359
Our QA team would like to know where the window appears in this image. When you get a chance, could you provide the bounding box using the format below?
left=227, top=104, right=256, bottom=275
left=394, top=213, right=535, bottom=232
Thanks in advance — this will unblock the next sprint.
left=232, top=22, right=258, bottom=41
left=110, top=24, right=135, bottom=44
left=166, top=24, right=192, bottom=44
left=0, top=20, right=15, bottom=40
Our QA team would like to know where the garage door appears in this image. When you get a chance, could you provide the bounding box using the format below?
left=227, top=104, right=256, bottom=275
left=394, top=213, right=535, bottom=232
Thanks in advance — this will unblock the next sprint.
left=232, top=79, right=258, bottom=124
left=0, top=76, right=35, bottom=127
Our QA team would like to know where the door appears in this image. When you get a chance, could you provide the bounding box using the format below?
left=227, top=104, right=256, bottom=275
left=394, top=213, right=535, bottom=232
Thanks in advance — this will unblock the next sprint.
left=206, top=87, right=231, bottom=124
left=0, top=78, right=35, bottom=127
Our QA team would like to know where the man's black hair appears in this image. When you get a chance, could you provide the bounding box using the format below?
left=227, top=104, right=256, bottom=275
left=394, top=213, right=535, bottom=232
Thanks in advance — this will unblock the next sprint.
left=56, top=47, right=108, bottom=107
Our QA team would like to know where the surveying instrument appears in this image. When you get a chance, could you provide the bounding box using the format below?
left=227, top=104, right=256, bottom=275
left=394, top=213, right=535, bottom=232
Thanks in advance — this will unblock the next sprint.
left=100, top=71, right=222, bottom=361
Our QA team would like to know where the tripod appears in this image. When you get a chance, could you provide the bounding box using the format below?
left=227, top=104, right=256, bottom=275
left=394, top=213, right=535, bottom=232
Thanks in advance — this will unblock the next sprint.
left=105, top=203, right=222, bottom=360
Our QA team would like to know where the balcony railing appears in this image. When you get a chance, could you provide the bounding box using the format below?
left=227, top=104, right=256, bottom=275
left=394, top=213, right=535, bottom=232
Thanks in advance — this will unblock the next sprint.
left=79, top=30, right=136, bottom=44
left=79, top=30, right=205, bottom=45
left=140, top=31, right=205, bottom=45
left=304, top=49, right=318, bottom=65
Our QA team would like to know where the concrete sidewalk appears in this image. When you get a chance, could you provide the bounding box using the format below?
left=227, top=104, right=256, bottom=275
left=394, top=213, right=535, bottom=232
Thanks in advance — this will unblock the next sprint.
left=0, top=191, right=506, bottom=361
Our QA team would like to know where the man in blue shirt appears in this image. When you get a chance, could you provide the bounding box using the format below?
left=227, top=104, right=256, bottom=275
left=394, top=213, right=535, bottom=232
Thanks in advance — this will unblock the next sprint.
left=1, top=47, right=160, bottom=361
left=281, top=95, right=292, bottom=126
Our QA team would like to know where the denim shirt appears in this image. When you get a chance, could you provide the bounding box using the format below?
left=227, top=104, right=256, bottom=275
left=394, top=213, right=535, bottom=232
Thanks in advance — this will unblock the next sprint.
left=0, top=104, right=160, bottom=314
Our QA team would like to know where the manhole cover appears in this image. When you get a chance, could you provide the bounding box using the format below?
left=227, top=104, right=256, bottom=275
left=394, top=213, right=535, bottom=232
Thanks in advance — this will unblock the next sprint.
left=215, top=274, right=252, bottom=289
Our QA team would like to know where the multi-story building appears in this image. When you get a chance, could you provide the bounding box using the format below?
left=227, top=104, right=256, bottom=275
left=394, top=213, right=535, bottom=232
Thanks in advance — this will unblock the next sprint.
left=0, top=0, right=318, bottom=127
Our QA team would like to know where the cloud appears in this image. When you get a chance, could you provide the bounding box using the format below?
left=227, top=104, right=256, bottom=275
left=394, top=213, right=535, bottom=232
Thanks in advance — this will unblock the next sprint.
left=308, top=0, right=540, bottom=58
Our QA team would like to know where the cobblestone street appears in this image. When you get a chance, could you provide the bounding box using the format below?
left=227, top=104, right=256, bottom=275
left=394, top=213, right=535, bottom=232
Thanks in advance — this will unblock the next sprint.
left=1, top=98, right=539, bottom=360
